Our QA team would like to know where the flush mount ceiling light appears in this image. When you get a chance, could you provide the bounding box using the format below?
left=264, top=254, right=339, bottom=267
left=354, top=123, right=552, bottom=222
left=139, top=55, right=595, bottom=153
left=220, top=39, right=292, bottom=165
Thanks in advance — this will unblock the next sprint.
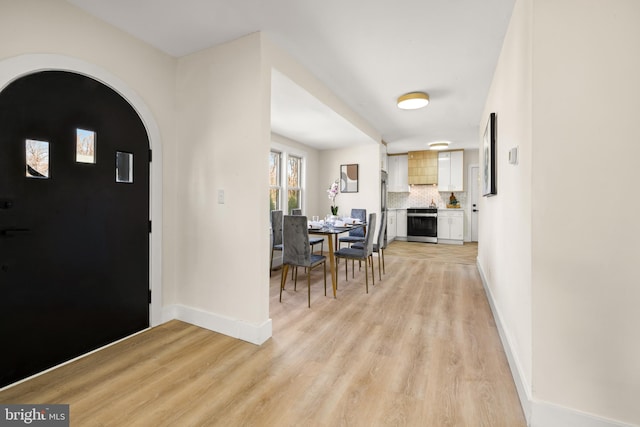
left=397, top=92, right=429, bottom=110
left=429, top=141, right=450, bottom=150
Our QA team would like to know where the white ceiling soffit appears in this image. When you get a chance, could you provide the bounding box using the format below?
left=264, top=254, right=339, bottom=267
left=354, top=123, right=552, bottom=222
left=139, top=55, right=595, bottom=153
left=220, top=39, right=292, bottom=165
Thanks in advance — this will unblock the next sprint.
left=66, top=0, right=516, bottom=154
left=271, top=70, right=376, bottom=150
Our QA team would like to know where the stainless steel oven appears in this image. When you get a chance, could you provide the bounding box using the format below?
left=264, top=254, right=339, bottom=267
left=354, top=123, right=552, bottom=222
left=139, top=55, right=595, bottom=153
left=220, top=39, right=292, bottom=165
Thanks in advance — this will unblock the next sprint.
left=407, top=208, right=438, bottom=243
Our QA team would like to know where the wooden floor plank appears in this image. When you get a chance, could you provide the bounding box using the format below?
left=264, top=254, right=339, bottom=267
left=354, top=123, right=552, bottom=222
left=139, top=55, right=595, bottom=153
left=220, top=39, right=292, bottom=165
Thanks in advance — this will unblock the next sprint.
left=0, top=241, right=526, bottom=426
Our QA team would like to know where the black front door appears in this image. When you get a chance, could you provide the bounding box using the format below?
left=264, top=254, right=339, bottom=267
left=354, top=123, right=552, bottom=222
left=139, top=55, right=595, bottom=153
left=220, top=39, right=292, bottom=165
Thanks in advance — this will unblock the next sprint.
left=0, top=71, right=150, bottom=387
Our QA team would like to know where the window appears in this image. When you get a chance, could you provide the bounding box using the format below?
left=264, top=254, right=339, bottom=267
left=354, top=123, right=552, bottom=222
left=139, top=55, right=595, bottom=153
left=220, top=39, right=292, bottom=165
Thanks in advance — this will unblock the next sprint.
left=269, top=151, right=281, bottom=211
left=116, top=151, right=133, bottom=183
left=270, top=147, right=306, bottom=215
left=25, top=139, right=49, bottom=179
left=76, top=128, right=96, bottom=164
left=287, top=155, right=302, bottom=214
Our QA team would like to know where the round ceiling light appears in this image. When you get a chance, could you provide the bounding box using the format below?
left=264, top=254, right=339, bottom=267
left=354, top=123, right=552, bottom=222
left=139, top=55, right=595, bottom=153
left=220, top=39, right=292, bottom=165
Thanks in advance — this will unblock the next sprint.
left=397, top=92, right=429, bottom=110
left=429, top=141, right=450, bottom=150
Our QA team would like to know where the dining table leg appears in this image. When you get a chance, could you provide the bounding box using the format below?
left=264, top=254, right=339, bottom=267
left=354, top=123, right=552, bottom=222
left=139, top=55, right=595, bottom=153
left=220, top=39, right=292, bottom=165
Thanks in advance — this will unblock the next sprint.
left=327, top=235, right=337, bottom=298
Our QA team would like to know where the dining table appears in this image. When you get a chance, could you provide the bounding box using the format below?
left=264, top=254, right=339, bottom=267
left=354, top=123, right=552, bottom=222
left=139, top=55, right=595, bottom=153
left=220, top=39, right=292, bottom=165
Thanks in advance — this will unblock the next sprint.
left=308, top=222, right=366, bottom=298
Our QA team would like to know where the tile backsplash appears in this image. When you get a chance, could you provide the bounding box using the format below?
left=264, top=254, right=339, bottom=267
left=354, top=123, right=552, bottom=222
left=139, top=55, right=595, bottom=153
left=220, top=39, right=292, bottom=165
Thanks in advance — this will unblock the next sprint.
left=388, top=185, right=466, bottom=209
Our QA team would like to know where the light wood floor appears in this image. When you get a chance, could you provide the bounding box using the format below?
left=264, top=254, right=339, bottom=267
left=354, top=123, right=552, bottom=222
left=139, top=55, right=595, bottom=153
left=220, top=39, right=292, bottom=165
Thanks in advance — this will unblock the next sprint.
left=0, top=241, right=526, bottom=426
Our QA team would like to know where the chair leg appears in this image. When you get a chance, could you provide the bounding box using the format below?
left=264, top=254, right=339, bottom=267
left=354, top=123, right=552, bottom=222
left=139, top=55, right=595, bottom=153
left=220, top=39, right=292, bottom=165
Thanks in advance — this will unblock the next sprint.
left=377, top=252, right=382, bottom=281
left=307, top=271, right=311, bottom=308
left=370, top=255, right=375, bottom=287
left=280, top=264, right=289, bottom=302
left=294, top=267, right=298, bottom=291
left=364, top=261, right=369, bottom=294
left=323, top=262, right=327, bottom=296
left=270, top=248, right=274, bottom=277
left=345, top=257, right=348, bottom=281
left=381, top=249, right=385, bottom=274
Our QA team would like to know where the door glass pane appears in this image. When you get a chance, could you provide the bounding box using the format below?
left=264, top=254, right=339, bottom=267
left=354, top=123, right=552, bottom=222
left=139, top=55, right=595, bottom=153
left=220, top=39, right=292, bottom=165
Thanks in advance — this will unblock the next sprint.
left=25, top=139, right=49, bottom=178
left=116, top=151, right=133, bottom=183
left=76, top=128, right=96, bottom=164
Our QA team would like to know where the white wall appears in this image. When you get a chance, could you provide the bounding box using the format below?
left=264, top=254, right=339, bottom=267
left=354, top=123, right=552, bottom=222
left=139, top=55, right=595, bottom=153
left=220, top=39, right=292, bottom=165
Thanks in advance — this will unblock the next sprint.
left=172, top=33, right=271, bottom=343
left=479, top=0, right=533, bottom=418
left=320, top=145, right=382, bottom=231
left=532, top=0, right=640, bottom=424
left=481, top=0, right=640, bottom=425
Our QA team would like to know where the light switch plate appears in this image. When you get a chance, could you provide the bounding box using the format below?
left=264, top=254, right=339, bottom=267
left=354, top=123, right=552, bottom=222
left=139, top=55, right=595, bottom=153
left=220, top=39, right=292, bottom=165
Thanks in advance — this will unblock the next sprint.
left=217, top=189, right=224, bottom=204
left=509, top=147, right=519, bottom=165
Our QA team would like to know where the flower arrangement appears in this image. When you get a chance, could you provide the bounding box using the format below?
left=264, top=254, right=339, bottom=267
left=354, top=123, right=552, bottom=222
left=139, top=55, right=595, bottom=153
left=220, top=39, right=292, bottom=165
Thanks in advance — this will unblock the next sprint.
left=327, top=179, right=340, bottom=215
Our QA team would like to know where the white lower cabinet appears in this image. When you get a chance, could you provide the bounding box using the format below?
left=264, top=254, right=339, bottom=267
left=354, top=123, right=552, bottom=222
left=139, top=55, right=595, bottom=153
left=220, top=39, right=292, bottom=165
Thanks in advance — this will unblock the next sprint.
left=387, top=210, right=397, bottom=241
left=396, top=209, right=407, bottom=239
left=438, top=210, right=464, bottom=244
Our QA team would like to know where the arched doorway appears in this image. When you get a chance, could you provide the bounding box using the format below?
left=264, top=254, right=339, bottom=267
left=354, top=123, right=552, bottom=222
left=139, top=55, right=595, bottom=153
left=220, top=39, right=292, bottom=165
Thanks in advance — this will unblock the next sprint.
left=0, top=70, right=151, bottom=387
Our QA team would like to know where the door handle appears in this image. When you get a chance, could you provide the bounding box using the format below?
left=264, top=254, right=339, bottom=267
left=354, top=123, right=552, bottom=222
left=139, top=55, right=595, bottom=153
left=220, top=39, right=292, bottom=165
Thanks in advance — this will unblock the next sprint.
left=0, top=200, right=13, bottom=209
left=0, top=228, right=30, bottom=237
left=472, top=209, right=479, bottom=212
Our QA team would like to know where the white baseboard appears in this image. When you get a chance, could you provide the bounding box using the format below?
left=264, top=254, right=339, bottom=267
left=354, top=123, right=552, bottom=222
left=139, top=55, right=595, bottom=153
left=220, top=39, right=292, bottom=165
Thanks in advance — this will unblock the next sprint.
left=162, top=304, right=272, bottom=345
left=476, top=260, right=637, bottom=427
left=531, top=401, right=637, bottom=427
left=476, top=260, right=533, bottom=422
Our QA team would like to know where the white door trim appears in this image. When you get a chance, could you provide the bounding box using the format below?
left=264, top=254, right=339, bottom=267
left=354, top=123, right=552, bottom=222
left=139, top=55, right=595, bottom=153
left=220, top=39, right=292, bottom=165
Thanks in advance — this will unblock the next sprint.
left=0, top=53, right=163, bottom=327
left=468, top=163, right=479, bottom=242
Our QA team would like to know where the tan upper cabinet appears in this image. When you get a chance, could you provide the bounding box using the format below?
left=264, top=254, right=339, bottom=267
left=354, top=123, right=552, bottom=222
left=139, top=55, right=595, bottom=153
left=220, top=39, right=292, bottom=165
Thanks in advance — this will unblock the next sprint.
left=408, top=150, right=438, bottom=185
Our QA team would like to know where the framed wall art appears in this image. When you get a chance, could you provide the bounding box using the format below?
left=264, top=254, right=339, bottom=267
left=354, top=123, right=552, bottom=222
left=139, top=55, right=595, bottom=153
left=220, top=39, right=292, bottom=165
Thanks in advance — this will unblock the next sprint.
left=482, top=112, right=497, bottom=196
left=340, top=164, right=359, bottom=193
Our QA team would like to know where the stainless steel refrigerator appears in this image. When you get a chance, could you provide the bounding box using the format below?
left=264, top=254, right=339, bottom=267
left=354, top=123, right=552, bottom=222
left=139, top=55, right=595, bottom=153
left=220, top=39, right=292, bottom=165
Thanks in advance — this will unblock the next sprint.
left=381, top=170, right=388, bottom=246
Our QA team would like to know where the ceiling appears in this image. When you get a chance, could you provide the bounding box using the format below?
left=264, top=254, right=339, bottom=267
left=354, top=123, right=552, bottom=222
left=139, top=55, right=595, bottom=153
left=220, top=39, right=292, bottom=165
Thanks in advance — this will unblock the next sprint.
left=67, top=0, right=515, bottom=154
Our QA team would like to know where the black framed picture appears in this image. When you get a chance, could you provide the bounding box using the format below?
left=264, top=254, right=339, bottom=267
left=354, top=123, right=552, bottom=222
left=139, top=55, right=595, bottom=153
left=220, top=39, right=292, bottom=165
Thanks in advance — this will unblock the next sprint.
left=340, top=164, right=358, bottom=193
left=482, top=112, right=497, bottom=196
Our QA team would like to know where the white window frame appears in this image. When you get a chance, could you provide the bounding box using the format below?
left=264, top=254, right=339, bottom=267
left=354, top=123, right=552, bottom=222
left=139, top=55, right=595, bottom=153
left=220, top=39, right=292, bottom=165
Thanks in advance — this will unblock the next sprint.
left=271, top=142, right=307, bottom=215
left=286, top=154, right=303, bottom=214
left=269, top=150, right=282, bottom=211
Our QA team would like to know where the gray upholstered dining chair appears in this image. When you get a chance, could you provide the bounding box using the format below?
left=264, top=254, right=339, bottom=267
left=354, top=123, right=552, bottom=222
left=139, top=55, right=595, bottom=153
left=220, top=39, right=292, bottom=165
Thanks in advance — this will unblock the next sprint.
left=334, top=213, right=376, bottom=293
left=280, top=215, right=327, bottom=307
left=338, top=208, right=367, bottom=248
left=270, top=210, right=284, bottom=277
left=353, top=211, right=386, bottom=281
left=291, top=208, right=324, bottom=255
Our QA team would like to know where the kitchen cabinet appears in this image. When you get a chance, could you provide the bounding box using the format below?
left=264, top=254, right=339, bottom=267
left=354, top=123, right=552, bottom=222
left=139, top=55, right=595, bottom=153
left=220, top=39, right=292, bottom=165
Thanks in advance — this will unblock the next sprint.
left=437, top=210, right=464, bottom=244
left=437, top=150, right=464, bottom=191
left=387, top=210, right=397, bottom=241
left=408, top=150, right=438, bottom=185
left=396, top=209, right=407, bottom=240
left=387, top=154, right=409, bottom=192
